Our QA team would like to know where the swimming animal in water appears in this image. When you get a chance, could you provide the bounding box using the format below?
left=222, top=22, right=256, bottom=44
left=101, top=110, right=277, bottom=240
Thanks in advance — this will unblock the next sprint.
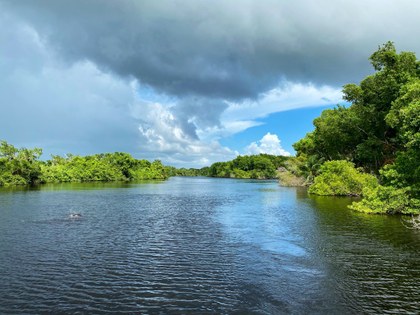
left=69, top=213, right=82, bottom=219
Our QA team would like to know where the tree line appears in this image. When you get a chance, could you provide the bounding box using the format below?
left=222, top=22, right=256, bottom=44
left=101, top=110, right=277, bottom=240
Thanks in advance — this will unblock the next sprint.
left=0, top=141, right=291, bottom=186
left=0, top=141, right=169, bottom=186
left=207, top=154, right=290, bottom=179
left=293, top=42, right=419, bottom=215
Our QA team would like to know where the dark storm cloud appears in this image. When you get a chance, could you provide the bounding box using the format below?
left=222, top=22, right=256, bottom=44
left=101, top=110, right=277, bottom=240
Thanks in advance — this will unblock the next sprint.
left=0, top=10, right=140, bottom=157
left=3, top=0, right=419, bottom=101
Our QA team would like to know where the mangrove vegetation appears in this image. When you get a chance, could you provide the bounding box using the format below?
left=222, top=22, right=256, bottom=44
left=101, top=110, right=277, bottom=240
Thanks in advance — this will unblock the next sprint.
left=0, top=141, right=169, bottom=185
left=294, top=42, right=420, bottom=214
left=207, top=154, right=289, bottom=179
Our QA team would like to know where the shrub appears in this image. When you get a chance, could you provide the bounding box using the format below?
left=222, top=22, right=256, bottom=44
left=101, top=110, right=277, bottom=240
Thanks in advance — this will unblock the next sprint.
left=308, top=160, right=378, bottom=196
left=349, top=186, right=420, bottom=214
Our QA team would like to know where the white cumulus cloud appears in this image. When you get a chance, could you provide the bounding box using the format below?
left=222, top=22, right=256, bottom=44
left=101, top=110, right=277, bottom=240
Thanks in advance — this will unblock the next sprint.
left=219, top=82, right=343, bottom=136
left=246, top=133, right=291, bottom=156
left=129, top=96, right=237, bottom=167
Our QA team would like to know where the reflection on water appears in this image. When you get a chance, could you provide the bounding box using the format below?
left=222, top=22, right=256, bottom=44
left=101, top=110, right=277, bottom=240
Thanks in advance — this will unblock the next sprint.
left=0, top=177, right=419, bottom=314
left=307, top=195, right=420, bottom=313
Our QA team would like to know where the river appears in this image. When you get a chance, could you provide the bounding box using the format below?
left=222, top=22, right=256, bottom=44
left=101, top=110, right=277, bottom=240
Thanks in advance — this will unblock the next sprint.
left=0, top=177, right=419, bottom=314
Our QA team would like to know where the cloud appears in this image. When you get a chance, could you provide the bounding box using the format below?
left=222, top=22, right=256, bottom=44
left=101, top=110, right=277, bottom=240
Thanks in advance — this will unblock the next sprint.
left=220, top=82, right=343, bottom=135
left=1, top=1, right=420, bottom=167
left=129, top=97, right=237, bottom=167
left=246, top=133, right=291, bottom=156
left=192, top=82, right=343, bottom=140
left=0, top=12, right=235, bottom=167
left=0, top=11, right=138, bottom=155
left=2, top=0, right=420, bottom=101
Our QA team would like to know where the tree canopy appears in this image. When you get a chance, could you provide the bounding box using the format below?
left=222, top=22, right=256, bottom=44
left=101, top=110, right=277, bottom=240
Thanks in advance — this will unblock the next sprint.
left=0, top=142, right=169, bottom=186
left=208, top=154, right=290, bottom=179
left=294, top=42, right=420, bottom=214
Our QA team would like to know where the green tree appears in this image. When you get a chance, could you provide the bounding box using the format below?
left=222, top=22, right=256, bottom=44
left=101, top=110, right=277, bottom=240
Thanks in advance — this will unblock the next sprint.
left=296, top=42, right=419, bottom=175
left=208, top=154, right=286, bottom=179
left=351, top=77, right=420, bottom=214
left=294, top=42, right=420, bottom=214
left=308, top=160, right=378, bottom=196
left=342, top=41, right=418, bottom=171
left=0, top=141, right=42, bottom=185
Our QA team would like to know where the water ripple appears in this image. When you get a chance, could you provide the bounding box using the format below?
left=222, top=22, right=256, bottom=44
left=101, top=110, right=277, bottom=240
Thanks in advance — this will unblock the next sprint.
left=0, top=178, right=419, bottom=314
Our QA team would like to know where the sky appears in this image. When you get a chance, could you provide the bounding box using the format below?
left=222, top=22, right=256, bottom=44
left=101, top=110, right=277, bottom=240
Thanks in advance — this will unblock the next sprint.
left=1, top=0, right=419, bottom=167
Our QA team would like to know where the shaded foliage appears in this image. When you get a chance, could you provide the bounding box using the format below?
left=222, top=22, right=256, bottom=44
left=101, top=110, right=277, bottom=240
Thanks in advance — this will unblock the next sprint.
left=165, top=166, right=207, bottom=177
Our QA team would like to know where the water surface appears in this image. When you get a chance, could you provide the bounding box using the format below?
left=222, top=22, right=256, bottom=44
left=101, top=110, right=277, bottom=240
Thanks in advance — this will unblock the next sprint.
left=0, top=177, right=419, bottom=314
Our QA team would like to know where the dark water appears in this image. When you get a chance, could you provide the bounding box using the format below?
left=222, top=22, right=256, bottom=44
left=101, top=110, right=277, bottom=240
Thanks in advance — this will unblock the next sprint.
left=0, top=177, right=419, bottom=314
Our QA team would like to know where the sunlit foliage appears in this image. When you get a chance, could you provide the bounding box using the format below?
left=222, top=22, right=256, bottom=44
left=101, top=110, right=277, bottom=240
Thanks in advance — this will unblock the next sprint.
left=0, top=142, right=169, bottom=186
left=295, top=42, right=420, bottom=214
left=208, top=154, right=289, bottom=179
left=308, top=160, right=378, bottom=196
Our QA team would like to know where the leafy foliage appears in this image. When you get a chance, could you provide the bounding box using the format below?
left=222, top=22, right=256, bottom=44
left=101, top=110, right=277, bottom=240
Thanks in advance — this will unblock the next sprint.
left=295, top=42, right=420, bottom=214
left=165, top=166, right=206, bottom=177
left=0, top=141, right=169, bottom=186
left=208, top=154, right=290, bottom=179
left=0, top=141, right=42, bottom=186
left=295, top=42, right=418, bottom=173
left=308, top=160, right=378, bottom=196
left=349, top=186, right=420, bottom=215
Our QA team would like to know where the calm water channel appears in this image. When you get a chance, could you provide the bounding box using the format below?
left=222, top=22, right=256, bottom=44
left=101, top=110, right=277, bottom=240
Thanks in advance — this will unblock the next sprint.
left=0, top=177, right=419, bottom=314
